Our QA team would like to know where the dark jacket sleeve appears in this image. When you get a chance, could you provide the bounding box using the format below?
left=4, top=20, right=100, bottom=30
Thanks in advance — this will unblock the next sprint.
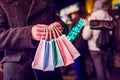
left=0, top=6, right=35, bottom=50
left=0, top=27, right=35, bottom=50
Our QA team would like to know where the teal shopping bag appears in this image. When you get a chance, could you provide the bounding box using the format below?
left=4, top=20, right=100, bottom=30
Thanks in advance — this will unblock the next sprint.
left=51, top=26, right=74, bottom=66
left=51, top=39, right=64, bottom=68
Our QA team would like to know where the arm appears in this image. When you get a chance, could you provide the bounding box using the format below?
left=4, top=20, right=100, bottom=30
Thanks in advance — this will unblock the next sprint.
left=82, top=25, right=92, bottom=40
left=90, top=20, right=116, bottom=30
left=0, top=6, right=37, bottom=50
left=88, top=10, right=114, bottom=30
left=0, top=26, right=35, bottom=50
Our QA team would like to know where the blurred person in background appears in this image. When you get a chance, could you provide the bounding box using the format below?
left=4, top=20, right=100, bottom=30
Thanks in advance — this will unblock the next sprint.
left=90, top=4, right=120, bottom=80
left=68, top=3, right=92, bottom=80
left=0, top=0, right=68, bottom=80
left=82, top=0, right=113, bottom=80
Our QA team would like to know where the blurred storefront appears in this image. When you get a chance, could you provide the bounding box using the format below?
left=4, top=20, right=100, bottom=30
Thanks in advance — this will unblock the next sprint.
left=85, top=0, right=95, bottom=14
left=112, top=0, right=120, bottom=8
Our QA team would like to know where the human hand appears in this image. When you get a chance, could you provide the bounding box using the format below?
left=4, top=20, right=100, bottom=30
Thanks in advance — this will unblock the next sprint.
left=31, top=22, right=64, bottom=41
left=49, top=22, right=63, bottom=34
left=47, top=22, right=63, bottom=40
left=31, top=24, right=48, bottom=41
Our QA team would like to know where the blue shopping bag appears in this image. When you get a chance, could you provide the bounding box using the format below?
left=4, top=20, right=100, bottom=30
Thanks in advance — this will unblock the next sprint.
left=43, top=41, right=54, bottom=71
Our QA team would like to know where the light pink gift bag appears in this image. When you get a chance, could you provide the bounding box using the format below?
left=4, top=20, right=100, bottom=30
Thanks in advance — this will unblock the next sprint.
left=32, top=40, right=46, bottom=70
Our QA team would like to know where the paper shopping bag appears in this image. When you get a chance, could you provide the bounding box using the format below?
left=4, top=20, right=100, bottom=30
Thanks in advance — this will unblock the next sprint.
left=32, top=27, right=54, bottom=71
left=56, top=37, right=74, bottom=66
left=61, top=34, right=80, bottom=59
left=51, top=39, right=64, bottom=68
left=32, top=40, right=46, bottom=70
left=43, top=41, right=54, bottom=71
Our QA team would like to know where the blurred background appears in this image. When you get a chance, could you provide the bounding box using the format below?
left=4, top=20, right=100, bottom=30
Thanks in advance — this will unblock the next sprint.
left=53, top=0, right=120, bottom=26
left=0, top=0, right=120, bottom=80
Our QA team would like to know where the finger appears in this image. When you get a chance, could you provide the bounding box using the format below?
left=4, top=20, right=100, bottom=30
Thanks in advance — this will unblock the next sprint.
left=50, top=22, right=62, bottom=28
left=35, top=31, right=46, bottom=36
left=55, top=26, right=63, bottom=34
left=36, top=27, right=46, bottom=32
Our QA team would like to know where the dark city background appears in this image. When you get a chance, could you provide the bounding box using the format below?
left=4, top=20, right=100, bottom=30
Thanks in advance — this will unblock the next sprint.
left=0, top=0, right=120, bottom=80
left=53, top=0, right=86, bottom=11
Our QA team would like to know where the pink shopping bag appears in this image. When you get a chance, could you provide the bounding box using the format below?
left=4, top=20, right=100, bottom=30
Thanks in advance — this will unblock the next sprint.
left=56, top=36, right=74, bottom=66
left=32, top=40, right=46, bottom=70
left=52, top=25, right=80, bottom=60
left=61, top=34, right=80, bottom=59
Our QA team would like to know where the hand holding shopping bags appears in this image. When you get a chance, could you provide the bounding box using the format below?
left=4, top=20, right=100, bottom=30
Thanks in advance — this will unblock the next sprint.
left=32, top=24, right=81, bottom=71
